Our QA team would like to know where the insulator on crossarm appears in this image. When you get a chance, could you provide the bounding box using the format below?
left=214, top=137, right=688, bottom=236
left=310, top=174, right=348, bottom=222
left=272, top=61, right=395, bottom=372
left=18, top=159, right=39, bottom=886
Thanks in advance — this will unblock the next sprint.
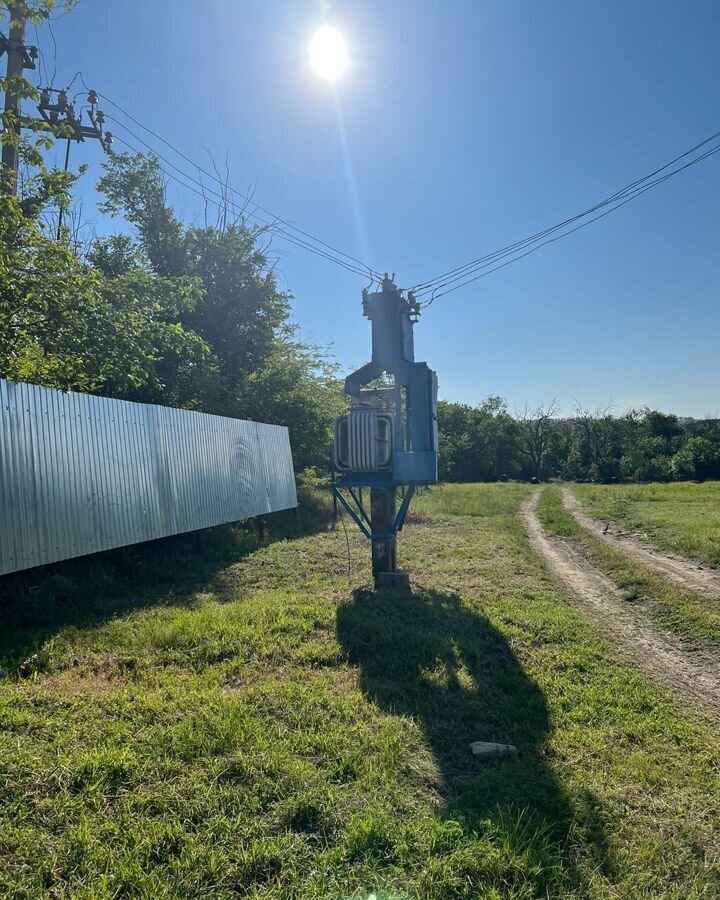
left=87, top=89, right=98, bottom=106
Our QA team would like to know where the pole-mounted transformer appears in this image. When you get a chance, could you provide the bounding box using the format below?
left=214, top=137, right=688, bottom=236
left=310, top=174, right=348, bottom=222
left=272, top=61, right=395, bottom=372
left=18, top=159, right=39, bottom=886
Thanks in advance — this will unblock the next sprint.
left=332, top=274, right=438, bottom=587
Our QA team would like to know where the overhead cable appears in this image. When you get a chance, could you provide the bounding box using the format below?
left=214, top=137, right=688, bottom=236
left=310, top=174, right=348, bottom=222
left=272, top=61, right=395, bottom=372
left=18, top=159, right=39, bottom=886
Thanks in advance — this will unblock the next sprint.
left=412, top=129, right=720, bottom=303
left=109, top=132, right=375, bottom=279
left=80, top=77, right=382, bottom=281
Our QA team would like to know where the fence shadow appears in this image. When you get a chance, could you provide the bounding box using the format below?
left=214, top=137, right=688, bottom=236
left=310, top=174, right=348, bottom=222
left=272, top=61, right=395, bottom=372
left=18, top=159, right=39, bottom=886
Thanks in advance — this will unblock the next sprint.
left=336, top=586, right=614, bottom=887
left=0, top=490, right=334, bottom=666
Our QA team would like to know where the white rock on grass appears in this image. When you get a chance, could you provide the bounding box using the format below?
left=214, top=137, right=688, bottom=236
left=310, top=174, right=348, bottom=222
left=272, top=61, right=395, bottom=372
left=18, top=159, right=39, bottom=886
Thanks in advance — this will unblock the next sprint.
left=470, top=741, right=518, bottom=759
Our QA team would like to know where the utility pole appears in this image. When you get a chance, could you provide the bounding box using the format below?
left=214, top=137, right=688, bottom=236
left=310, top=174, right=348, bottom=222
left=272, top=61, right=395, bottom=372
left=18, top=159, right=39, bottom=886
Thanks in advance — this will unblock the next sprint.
left=371, top=487, right=397, bottom=581
left=1, top=5, right=111, bottom=200
left=1, top=2, right=33, bottom=195
left=332, top=275, right=439, bottom=589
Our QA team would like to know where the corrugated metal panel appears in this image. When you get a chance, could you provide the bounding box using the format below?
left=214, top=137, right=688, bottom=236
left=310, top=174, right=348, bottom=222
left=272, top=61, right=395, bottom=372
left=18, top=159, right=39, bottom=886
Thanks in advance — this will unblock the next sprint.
left=0, top=378, right=297, bottom=576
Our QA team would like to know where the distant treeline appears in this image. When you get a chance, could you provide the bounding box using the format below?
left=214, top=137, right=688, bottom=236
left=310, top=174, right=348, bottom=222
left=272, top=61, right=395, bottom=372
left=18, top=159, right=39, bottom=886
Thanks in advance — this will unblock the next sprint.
left=438, top=398, right=720, bottom=483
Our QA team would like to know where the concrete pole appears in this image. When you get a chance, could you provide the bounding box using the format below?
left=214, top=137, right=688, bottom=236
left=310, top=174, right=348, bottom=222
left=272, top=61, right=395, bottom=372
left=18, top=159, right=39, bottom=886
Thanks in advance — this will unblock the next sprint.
left=2, top=3, right=26, bottom=195
left=371, top=487, right=397, bottom=583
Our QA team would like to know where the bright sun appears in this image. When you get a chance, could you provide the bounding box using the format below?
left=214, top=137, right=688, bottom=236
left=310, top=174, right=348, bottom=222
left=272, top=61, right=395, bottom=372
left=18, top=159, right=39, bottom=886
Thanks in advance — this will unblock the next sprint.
left=309, top=26, right=349, bottom=81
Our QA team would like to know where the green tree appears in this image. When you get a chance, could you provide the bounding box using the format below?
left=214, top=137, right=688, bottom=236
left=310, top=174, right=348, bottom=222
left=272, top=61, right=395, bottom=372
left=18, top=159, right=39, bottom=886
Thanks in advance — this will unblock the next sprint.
left=437, top=401, right=474, bottom=481
left=518, top=401, right=559, bottom=481
left=97, top=153, right=291, bottom=409
left=671, top=437, right=720, bottom=481
left=437, top=397, right=522, bottom=482
left=246, top=343, right=344, bottom=472
left=95, top=151, right=342, bottom=468
left=0, top=191, right=217, bottom=405
left=473, top=396, right=520, bottom=480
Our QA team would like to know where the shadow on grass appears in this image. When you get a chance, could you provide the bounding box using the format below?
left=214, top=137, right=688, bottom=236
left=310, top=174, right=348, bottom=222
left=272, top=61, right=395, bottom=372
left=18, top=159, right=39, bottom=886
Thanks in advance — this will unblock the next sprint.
left=337, top=586, right=615, bottom=889
left=0, top=491, right=333, bottom=667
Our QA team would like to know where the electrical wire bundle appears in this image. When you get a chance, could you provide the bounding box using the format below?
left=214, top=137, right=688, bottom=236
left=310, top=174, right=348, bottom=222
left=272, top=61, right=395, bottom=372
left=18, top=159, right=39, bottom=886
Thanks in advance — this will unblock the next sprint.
left=44, top=77, right=720, bottom=303
left=78, top=79, right=383, bottom=284
left=409, top=128, right=720, bottom=306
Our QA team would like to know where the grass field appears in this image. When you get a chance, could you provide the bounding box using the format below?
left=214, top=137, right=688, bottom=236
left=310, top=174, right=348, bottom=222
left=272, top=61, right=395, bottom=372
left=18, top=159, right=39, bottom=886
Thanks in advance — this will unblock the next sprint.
left=538, top=485, right=720, bottom=647
left=571, top=482, right=720, bottom=568
left=1, top=484, right=720, bottom=898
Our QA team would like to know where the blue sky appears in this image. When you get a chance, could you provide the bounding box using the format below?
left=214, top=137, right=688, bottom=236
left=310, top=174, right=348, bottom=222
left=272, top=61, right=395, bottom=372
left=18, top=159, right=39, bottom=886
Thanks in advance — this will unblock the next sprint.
left=34, top=0, right=720, bottom=417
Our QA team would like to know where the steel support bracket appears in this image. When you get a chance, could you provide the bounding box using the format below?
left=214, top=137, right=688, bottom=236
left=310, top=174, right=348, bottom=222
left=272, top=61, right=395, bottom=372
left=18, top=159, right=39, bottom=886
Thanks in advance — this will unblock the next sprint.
left=333, top=484, right=415, bottom=542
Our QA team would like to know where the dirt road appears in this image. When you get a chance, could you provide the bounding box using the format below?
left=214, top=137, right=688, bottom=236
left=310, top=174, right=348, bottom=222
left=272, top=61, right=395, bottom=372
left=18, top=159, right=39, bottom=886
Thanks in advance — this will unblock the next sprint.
left=522, top=491, right=720, bottom=717
left=562, top=488, right=720, bottom=597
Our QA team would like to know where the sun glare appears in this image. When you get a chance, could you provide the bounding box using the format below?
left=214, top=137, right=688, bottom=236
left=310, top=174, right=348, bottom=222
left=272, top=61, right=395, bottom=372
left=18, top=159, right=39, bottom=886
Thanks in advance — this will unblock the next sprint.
left=309, top=25, right=349, bottom=81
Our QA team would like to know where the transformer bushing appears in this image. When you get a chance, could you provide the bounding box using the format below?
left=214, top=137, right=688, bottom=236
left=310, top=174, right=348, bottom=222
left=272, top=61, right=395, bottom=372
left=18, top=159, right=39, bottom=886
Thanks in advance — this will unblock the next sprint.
left=332, top=275, right=438, bottom=587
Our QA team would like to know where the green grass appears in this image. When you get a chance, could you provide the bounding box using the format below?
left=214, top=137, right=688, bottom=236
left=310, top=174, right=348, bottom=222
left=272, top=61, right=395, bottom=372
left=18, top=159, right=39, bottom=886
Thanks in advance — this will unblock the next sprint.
left=413, top=482, right=531, bottom=519
left=1, top=484, right=719, bottom=897
left=538, top=485, right=720, bottom=647
left=572, top=481, right=720, bottom=568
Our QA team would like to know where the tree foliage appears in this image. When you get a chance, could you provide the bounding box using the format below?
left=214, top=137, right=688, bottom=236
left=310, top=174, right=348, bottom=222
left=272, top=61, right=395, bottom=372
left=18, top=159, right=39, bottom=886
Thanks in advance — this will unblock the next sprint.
left=1, top=145, right=343, bottom=470
left=438, top=400, right=720, bottom=483
left=0, top=191, right=215, bottom=403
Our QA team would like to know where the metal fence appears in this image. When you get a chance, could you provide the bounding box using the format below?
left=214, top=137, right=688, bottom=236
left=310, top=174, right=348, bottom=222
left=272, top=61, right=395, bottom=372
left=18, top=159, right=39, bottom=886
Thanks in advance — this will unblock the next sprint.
left=0, top=378, right=297, bottom=576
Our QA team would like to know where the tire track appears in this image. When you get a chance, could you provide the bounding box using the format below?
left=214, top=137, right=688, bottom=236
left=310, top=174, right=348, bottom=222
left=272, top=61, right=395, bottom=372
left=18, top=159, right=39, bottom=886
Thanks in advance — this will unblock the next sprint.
left=562, top=488, right=720, bottom=598
left=521, top=491, right=720, bottom=717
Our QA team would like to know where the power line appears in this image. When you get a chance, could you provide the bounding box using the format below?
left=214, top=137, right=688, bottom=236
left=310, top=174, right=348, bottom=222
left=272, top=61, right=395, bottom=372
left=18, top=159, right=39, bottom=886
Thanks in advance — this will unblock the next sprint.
left=105, top=115, right=376, bottom=278
left=46, top=18, right=57, bottom=86
left=413, top=131, right=720, bottom=294
left=109, top=131, right=376, bottom=279
left=419, top=151, right=720, bottom=306
left=4, top=21, right=378, bottom=281
left=414, top=134, right=720, bottom=297
left=17, top=52, right=717, bottom=301
left=108, top=123, right=377, bottom=279
left=32, top=22, right=46, bottom=85
left=418, top=147, right=720, bottom=305
left=64, top=70, right=82, bottom=91
left=412, top=128, right=720, bottom=303
left=413, top=133, right=720, bottom=299
left=422, top=142, right=720, bottom=303
left=76, top=76, right=382, bottom=281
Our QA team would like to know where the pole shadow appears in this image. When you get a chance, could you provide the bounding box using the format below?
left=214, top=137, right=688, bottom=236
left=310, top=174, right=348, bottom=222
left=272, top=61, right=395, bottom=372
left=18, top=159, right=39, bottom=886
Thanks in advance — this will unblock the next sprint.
left=336, top=586, right=614, bottom=887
